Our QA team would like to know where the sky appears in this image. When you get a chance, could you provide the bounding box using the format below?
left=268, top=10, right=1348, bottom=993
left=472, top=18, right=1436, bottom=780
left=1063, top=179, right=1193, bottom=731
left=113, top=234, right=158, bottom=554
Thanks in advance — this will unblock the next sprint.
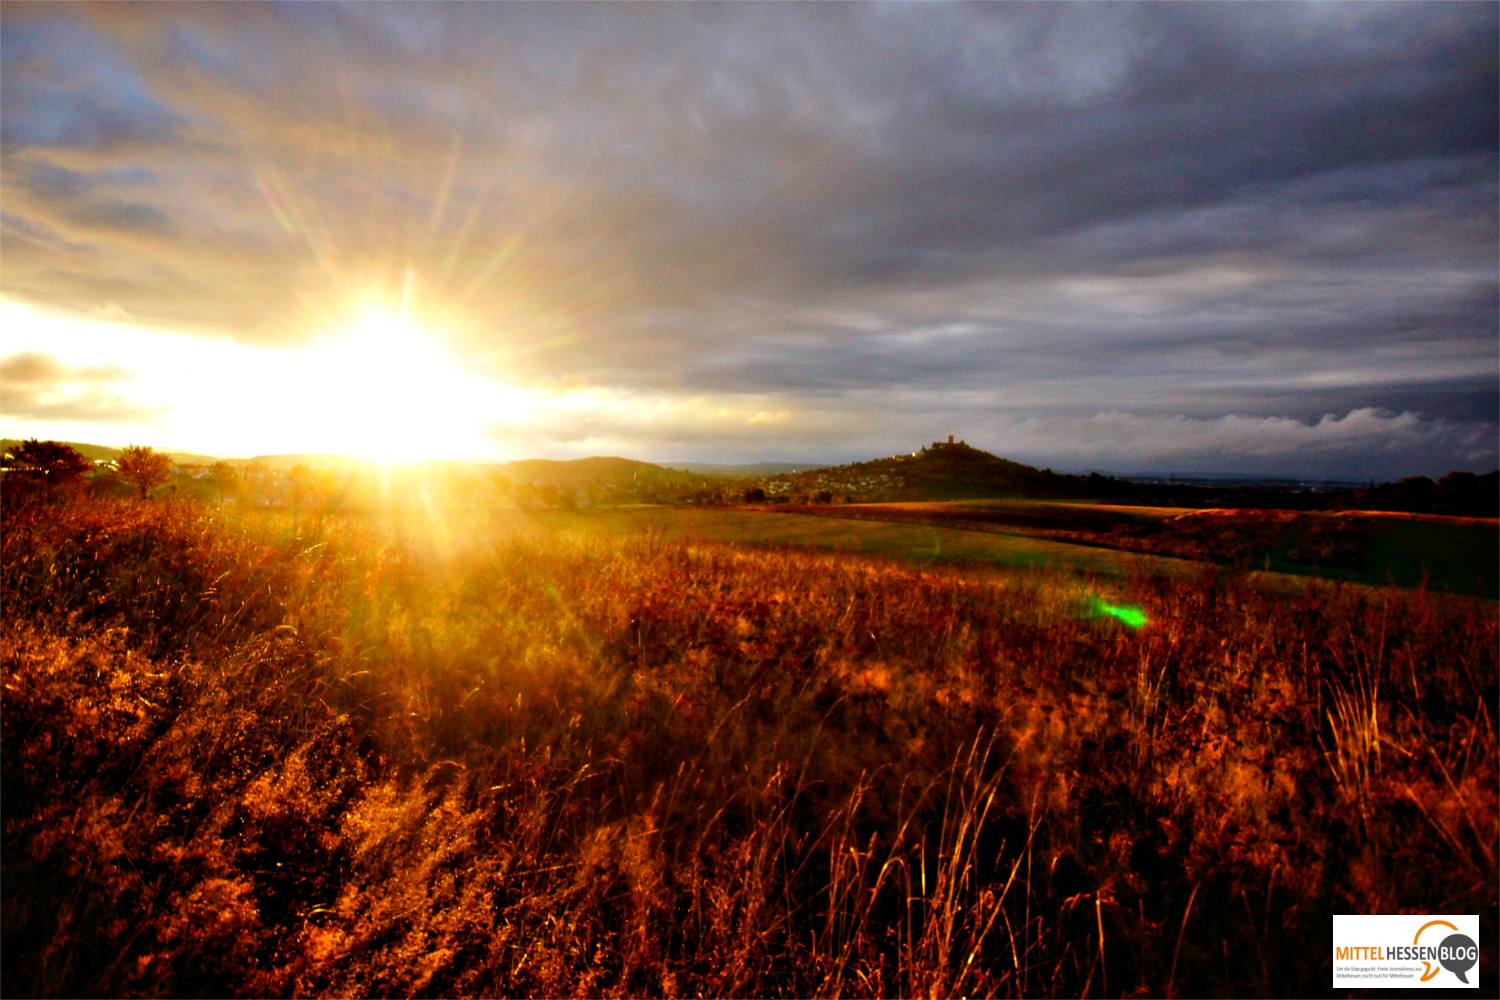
left=2, top=1, right=1496, bottom=478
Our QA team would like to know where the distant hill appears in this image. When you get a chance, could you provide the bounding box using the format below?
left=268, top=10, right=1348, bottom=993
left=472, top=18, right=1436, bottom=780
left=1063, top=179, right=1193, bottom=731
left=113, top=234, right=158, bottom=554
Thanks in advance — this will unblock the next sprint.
left=11, top=437, right=1490, bottom=514
left=236, top=453, right=689, bottom=488
left=663, top=461, right=828, bottom=477
left=241, top=453, right=393, bottom=470
left=756, top=440, right=1498, bottom=514
left=762, top=438, right=1090, bottom=502
left=499, top=456, right=693, bottom=489
left=239, top=454, right=512, bottom=472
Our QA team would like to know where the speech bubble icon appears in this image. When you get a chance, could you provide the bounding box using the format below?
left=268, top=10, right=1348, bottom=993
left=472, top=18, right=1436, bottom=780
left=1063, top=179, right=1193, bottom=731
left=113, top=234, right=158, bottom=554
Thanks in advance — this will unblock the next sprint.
left=1440, top=933, right=1477, bottom=984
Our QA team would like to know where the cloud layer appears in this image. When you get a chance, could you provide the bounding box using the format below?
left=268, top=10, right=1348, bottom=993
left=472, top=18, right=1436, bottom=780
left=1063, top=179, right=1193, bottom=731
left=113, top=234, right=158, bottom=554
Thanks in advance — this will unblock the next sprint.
left=0, top=350, right=159, bottom=422
left=2, top=3, right=1495, bottom=476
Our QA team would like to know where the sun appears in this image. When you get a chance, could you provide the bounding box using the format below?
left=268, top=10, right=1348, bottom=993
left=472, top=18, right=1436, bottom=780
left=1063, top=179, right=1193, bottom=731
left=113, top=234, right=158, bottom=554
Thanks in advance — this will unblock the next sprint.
left=289, top=310, right=528, bottom=461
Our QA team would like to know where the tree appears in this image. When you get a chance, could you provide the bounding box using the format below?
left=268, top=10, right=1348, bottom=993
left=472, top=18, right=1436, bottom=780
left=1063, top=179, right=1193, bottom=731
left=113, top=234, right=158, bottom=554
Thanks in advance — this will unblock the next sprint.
left=286, top=463, right=313, bottom=506
left=3, top=439, right=90, bottom=483
left=208, top=461, right=240, bottom=503
left=116, top=445, right=173, bottom=499
left=239, top=462, right=270, bottom=504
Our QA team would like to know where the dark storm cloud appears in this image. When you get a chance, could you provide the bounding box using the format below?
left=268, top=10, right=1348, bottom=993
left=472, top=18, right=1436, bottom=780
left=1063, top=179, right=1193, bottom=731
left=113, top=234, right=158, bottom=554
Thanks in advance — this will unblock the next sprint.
left=1, top=1, right=1494, bottom=473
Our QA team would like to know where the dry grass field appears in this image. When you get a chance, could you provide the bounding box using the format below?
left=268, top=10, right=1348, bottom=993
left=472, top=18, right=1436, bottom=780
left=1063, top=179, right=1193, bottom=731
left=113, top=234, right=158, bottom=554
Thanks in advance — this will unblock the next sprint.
left=3, top=492, right=1496, bottom=997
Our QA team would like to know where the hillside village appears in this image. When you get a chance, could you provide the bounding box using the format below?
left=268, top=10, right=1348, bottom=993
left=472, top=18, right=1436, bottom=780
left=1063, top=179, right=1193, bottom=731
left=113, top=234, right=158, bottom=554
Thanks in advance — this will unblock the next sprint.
left=755, top=436, right=1072, bottom=503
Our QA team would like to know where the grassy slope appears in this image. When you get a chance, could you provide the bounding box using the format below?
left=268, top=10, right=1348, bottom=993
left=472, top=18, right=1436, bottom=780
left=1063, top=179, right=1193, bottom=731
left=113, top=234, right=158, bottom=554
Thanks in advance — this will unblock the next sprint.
left=737, top=500, right=1497, bottom=598
left=3, top=496, right=1496, bottom=997
left=557, top=506, right=1183, bottom=578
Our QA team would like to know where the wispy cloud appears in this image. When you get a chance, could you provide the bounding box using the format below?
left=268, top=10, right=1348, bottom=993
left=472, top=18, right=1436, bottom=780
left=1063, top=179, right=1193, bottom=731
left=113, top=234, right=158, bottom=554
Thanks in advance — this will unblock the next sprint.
left=0, top=350, right=161, bottom=422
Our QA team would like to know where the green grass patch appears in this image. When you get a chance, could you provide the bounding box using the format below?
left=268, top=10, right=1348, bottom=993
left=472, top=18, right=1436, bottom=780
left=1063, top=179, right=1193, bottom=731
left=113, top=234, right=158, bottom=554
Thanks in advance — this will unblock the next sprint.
left=554, top=505, right=1195, bottom=578
left=1266, top=516, right=1498, bottom=598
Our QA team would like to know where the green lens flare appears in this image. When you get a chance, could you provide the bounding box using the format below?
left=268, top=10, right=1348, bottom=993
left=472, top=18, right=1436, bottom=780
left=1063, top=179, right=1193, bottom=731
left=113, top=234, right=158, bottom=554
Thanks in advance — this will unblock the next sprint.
left=1091, top=597, right=1148, bottom=629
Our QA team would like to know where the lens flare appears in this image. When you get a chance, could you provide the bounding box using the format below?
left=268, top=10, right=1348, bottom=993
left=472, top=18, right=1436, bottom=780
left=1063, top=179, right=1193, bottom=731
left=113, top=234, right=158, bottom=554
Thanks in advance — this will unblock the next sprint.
left=1090, top=595, right=1148, bottom=628
left=292, top=308, right=532, bottom=460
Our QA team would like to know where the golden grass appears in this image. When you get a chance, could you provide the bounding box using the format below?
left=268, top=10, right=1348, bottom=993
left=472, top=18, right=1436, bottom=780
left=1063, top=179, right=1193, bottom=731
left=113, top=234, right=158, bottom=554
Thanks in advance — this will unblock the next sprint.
left=3, top=493, right=1495, bottom=997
